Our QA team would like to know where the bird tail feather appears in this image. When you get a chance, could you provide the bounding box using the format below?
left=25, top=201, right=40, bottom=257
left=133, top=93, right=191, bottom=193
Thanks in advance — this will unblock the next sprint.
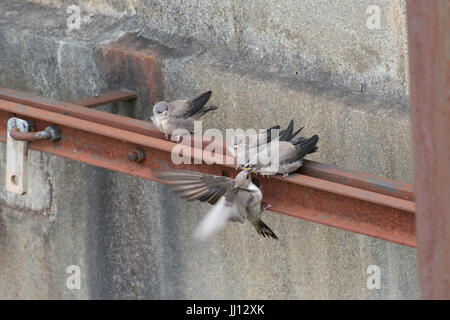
left=195, top=106, right=218, bottom=118
left=255, top=220, right=278, bottom=239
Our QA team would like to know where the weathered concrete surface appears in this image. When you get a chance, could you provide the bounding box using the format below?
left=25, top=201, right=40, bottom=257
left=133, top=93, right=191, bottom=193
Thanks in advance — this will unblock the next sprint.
left=0, top=1, right=418, bottom=299
left=26, top=0, right=410, bottom=107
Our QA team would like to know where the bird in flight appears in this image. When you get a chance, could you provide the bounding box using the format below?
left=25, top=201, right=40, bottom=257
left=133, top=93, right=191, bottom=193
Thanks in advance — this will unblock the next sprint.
left=155, top=169, right=278, bottom=241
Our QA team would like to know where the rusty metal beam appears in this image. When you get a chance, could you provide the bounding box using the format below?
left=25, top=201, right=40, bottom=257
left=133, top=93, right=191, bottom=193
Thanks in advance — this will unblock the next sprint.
left=69, top=90, right=137, bottom=108
left=407, top=0, right=450, bottom=298
left=0, top=87, right=416, bottom=200
left=0, top=87, right=165, bottom=140
left=300, top=161, right=414, bottom=201
left=0, top=92, right=416, bottom=246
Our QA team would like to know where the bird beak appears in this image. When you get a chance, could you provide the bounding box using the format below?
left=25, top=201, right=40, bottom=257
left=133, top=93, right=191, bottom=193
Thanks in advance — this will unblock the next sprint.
left=161, top=110, right=168, bottom=116
left=243, top=164, right=255, bottom=173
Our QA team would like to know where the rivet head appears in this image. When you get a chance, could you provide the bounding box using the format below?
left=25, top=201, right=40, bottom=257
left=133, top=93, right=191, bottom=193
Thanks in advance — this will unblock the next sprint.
left=128, top=148, right=145, bottom=163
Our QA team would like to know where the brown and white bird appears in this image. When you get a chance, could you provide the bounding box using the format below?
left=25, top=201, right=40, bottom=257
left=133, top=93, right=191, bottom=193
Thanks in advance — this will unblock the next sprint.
left=228, top=125, right=281, bottom=159
left=244, top=135, right=319, bottom=176
left=155, top=169, right=278, bottom=241
left=151, top=91, right=218, bottom=141
left=228, top=120, right=304, bottom=167
left=242, top=121, right=319, bottom=176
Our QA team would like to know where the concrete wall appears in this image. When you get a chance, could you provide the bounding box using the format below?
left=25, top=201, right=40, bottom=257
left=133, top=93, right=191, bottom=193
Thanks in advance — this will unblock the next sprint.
left=0, top=0, right=418, bottom=299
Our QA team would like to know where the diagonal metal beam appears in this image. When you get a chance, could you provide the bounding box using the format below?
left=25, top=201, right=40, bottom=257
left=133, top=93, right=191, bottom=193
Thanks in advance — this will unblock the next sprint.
left=0, top=87, right=163, bottom=139
left=69, top=90, right=137, bottom=108
left=0, top=93, right=416, bottom=246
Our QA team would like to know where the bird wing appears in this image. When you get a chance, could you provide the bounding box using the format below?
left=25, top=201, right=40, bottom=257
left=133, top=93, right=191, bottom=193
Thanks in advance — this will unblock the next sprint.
left=167, top=91, right=213, bottom=118
left=193, top=196, right=235, bottom=241
left=155, top=170, right=235, bottom=204
left=245, top=141, right=296, bottom=167
left=279, top=119, right=294, bottom=141
left=167, top=100, right=190, bottom=117
left=279, top=120, right=304, bottom=141
left=291, top=135, right=319, bottom=162
left=161, top=117, right=194, bottom=134
left=186, top=91, right=212, bottom=117
left=277, top=141, right=299, bottom=163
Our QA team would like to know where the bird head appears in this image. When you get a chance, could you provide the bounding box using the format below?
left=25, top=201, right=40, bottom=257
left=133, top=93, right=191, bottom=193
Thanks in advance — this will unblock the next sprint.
left=242, top=163, right=256, bottom=173
left=153, top=101, right=169, bottom=117
left=235, top=170, right=252, bottom=187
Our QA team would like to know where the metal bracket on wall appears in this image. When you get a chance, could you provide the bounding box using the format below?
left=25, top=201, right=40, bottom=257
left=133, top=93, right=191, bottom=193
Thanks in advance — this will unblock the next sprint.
left=5, top=117, right=62, bottom=195
left=0, top=87, right=416, bottom=247
left=5, top=117, right=32, bottom=194
left=5, top=117, right=62, bottom=194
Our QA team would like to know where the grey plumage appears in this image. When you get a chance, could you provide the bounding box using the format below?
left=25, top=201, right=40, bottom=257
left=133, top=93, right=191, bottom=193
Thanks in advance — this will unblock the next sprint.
left=229, top=120, right=305, bottom=160
left=155, top=169, right=278, bottom=240
left=228, top=124, right=281, bottom=160
left=240, top=120, right=319, bottom=176
left=279, top=120, right=304, bottom=142
left=151, top=91, right=218, bottom=138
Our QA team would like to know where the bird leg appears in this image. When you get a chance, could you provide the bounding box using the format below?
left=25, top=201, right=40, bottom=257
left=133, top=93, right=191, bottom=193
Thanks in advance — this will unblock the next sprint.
left=262, top=203, right=273, bottom=210
left=165, top=134, right=169, bottom=140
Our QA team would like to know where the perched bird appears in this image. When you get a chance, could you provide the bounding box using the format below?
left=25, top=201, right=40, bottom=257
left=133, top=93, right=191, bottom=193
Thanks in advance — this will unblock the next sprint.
left=244, top=135, right=319, bottom=176
left=242, top=121, right=319, bottom=176
left=151, top=91, right=218, bottom=141
left=230, top=120, right=305, bottom=170
left=155, top=169, right=278, bottom=241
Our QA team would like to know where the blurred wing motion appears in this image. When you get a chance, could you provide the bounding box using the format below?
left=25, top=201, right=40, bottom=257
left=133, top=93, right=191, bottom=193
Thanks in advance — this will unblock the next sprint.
left=155, top=170, right=240, bottom=240
left=155, top=169, right=277, bottom=240
left=193, top=197, right=235, bottom=241
left=155, top=170, right=234, bottom=204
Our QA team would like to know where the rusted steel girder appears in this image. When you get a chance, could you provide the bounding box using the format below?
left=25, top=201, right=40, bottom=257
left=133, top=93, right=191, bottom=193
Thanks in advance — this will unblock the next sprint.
left=407, top=0, right=450, bottom=299
left=0, top=87, right=417, bottom=200
left=70, top=90, right=137, bottom=108
left=0, top=87, right=165, bottom=140
left=0, top=91, right=416, bottom=247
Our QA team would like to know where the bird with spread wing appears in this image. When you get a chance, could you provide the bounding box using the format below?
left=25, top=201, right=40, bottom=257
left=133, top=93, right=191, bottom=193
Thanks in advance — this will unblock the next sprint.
left=155, top=169, right=278, bottom=241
